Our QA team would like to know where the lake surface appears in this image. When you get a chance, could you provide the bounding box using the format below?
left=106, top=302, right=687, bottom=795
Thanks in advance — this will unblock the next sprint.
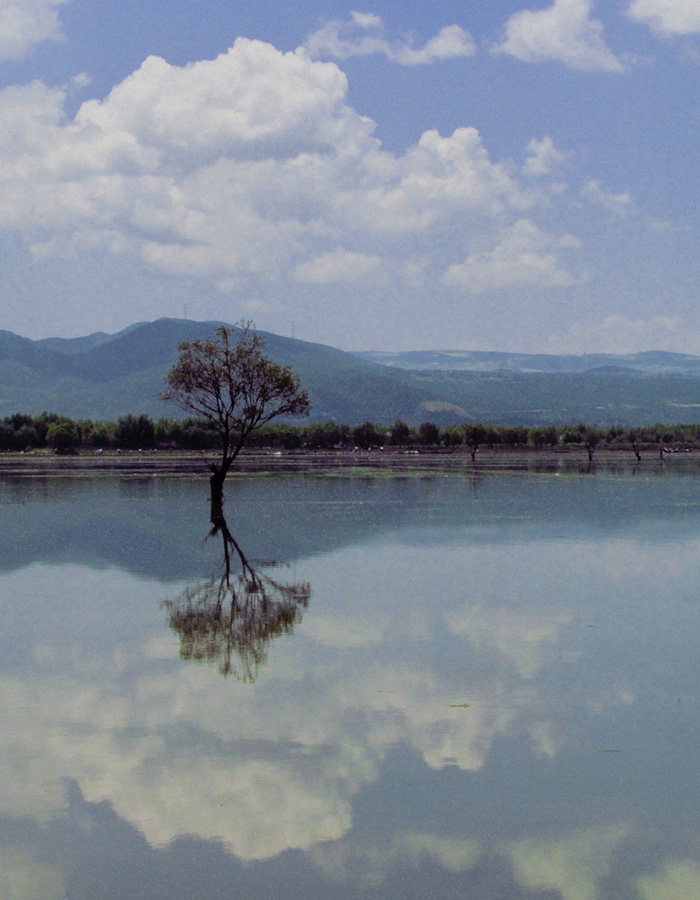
left=1, top=468, right=700, bottom=899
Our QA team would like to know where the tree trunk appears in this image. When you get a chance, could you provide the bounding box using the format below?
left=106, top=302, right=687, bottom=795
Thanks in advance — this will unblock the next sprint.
left=210, top=468, right=226, bottom=523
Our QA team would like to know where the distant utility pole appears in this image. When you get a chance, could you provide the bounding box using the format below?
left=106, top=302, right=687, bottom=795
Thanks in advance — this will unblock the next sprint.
left=291, top=320, right=295, bottom=339
left=183, top=303, right=188, bottom=319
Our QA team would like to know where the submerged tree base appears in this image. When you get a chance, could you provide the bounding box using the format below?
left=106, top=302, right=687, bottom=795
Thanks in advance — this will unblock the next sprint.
left=210, top=470, right=226, bottom=521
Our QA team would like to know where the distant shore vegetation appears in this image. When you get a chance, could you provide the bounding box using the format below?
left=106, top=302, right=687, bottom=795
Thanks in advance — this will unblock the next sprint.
left=2, top=412, right=700, bottom=461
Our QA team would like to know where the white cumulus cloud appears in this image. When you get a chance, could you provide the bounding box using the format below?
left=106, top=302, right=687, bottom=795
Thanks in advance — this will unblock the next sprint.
left=582, top=178, right=635, bottom=216
left=0, top=0, right=65, bottom=61
left=495, top=0, right=624, bottom=72
left=304, top=11, right=476, bottom=65
left=523, top=136, right=570, bottom=177
left=628, top=0, right=700, bottom=35
left=0, top=36, right=590, bottom=337
left=0, top=40, right=559, bottom=294
left=294, top=249, right=386, bottom=284
left=443, top=219, right=580, bottom=293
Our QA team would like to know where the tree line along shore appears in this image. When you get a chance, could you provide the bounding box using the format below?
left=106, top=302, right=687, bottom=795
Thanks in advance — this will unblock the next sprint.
left=2, top=412, right=699, bottom=461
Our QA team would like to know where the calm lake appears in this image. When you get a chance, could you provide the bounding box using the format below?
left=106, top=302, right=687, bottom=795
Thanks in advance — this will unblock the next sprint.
left=1, top=467, right=700, bottom=899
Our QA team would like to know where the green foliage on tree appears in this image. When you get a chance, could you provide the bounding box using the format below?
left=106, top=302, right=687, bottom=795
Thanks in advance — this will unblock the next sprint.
left=46, top=419, right=79, bottom=452
left=463, top=423, right=489, bottom=461
left=161, top=322, right=310, bottom=513
left=7, top=408, right=700, bottom=464
left=389, top=419, right=411, bottom=446
left=352, top=421, right=384, bottom=449
left=116, top=414, right=156, bottom=449
left=418, top=421, right=440, bottom=446
left=440, top=426, right=464, bottom=447
left=582, top=427, right=603, bottom=462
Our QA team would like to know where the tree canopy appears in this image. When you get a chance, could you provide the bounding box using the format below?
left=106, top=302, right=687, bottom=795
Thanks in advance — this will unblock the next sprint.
left=161, top=322, right=309, bottom=510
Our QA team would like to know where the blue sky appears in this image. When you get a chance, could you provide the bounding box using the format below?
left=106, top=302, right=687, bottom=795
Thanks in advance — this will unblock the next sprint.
left=1, top=0, right=699, bottom=353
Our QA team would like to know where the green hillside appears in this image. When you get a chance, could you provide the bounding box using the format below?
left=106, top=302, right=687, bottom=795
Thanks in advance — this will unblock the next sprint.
left=3, top=319, right=700, bottom=426
left=0, top=319, right=440, bottom=423
left=408, top=369, right=700, bottom=426
left=356, top=348, right=700, bottom=375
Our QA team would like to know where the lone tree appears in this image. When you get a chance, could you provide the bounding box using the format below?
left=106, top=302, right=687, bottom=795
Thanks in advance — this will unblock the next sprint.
left=162, top=323, right=309, bottom=515
left=463, top=423, right=489, bottom=462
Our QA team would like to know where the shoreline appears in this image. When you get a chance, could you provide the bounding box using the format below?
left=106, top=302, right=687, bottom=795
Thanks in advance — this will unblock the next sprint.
left=0, top=447, right=697, bottom=478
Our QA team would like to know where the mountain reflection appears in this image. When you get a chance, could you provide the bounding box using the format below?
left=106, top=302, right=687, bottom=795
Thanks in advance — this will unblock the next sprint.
left=164, top=515, right=311, bottom=681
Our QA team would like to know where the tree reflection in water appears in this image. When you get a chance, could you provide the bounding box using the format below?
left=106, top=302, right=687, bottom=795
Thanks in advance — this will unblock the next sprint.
left=164, top=516, right=311, bottom=681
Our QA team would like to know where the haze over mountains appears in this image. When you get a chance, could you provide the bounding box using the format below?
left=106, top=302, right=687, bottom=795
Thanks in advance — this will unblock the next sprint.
left=2, top=318, right=700, bottom=427
left=355, top=349, right=700, bottom=375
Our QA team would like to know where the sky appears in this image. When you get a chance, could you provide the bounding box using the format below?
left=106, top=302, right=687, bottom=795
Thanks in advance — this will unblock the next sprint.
left=0, top=0, right=699, bottom=353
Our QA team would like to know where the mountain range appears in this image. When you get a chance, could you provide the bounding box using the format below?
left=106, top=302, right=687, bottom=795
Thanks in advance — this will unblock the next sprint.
left=355, top=348, right=700, bottom=375
left=3, top=318, right=700, bottom=427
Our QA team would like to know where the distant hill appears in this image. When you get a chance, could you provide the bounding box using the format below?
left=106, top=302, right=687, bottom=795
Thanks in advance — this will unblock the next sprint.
left=0, top=319, right=440, bottom=424
left=37, top=322, right=146, bottom=355
left=3, top=319, right=700, bottom=426
left=354, top=348, right=700, bottom=375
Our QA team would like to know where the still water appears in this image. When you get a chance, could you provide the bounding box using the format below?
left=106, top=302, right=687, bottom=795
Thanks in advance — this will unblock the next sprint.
left=1, top=469, right=700, bottom=899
